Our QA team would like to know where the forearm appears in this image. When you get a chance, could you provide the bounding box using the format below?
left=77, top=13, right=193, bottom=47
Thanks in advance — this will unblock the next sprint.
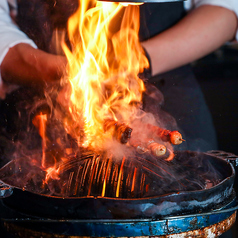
left=1, top=43, right=67, bottom=87
left=141, top=5, right=238, bottom=76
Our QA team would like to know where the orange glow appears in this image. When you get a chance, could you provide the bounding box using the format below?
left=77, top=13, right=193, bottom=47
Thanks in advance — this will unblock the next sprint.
left=131, top=167, right=137, bottom=192
left=119, top=2, right=144, bottom=7
left=32, top=113, right=47, bottom=168
left=102, top=158, right=111, bottom=197
left=27, top=0, right=182, bottom=194
left=62, top=0, right=148, bottom=151
left=116, top=156, right=125, bottom=197
left=166, top=148, right=175, bottom=161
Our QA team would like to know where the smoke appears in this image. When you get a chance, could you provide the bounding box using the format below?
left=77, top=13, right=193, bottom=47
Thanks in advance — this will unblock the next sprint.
left=0, top=81, right=225, bottom=199
left=0, top=146, right=226, bottom=199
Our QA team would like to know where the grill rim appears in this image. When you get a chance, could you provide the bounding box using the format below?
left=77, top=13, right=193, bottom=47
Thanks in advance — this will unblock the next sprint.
left=0, top=150, right=235, bottom=220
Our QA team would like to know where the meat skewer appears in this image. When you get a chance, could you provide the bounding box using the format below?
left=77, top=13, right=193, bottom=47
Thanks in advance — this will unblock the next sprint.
left=146, top=124, right=184, bottom=145
left=104, top=119, right=132, bottom=144
left=103, top=120, right=183, bottom=159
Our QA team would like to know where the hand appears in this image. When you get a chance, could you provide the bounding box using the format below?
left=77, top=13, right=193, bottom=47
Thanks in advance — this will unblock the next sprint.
left=1, top=43, right=67, bottom=87
left=141, top=5, right=237, bottom=76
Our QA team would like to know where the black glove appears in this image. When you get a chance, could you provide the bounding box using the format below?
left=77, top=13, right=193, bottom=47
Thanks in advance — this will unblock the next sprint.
left=138, top=47, right=152, bottom=80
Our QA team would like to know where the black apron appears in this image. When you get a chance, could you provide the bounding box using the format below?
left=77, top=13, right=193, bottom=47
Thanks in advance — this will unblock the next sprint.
left=139, top=2, right=186, bottom=41
left=16, top=0, right=78, bottom=52
left=0, top=1, right=217, bottom=152
left=15, top=1, right=185, bottom=52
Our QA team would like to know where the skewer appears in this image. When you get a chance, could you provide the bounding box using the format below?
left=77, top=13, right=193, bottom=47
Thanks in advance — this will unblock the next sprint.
left=146, top=123, right=184, bottom=145
left=104, top=119, right=132, bottom=144
left=129, top=138, right=167, bottom=157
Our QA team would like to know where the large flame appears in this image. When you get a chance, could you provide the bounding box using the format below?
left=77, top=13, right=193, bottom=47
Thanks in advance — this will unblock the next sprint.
left=10, top=0, right=182, bottom=195
left=62, top=0, right=149, bottom=150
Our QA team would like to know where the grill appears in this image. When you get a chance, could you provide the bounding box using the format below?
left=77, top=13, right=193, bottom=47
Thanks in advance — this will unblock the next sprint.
left=0, top=150, right=237, bottom=237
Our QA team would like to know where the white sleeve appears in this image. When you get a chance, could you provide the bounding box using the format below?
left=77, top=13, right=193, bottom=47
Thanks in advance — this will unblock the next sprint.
left=0, top=0, right=37, bottom=99
left=0, top=0, right=37, bottom=64
left=185, top=0, right=238, bottom=41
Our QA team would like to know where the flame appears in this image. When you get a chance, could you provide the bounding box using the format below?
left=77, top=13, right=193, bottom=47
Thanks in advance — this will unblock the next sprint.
left=45, top=165, right=60, bottom=182
left=62, top=0, right=149, bottom=150
left=32, top=113, right=47, bottom=168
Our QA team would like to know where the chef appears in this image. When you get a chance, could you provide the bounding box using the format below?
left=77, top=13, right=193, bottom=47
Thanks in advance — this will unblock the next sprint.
left=0, top=0, right=69, bottom=99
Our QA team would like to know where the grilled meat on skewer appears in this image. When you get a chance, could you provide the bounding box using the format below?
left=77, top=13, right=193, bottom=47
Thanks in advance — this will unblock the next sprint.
left=129, top=138, right=166, bottom=157
left=146, top=124, right=184, bottom=145
left=104, top=119, right=132, bottom=144
left=146, top=139, right=167, bottom=156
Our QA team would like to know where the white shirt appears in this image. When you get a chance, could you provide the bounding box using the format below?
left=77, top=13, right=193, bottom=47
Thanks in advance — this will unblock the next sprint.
left=0, top=0, right=36, bottom=99
left=0, top=0, right=238, bottom=98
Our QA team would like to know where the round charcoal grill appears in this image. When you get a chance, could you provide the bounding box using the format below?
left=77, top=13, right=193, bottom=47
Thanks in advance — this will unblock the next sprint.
left=0, top=150, right=237, bottom=237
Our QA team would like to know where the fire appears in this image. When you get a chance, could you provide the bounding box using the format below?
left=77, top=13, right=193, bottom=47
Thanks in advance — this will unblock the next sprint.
left=32, top=113, right=47, bottom=168
left=29, top=0, right=183, bottom=189
left=62, top=0, right=149, bottom=150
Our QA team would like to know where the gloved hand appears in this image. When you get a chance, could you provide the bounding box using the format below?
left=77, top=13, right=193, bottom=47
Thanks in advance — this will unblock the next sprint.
left=138, top=47, right=152, bottom=80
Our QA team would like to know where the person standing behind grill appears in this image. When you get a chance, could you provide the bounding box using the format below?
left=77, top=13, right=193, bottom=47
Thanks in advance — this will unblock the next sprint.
left=0, top=1, right=237, bottom=148
left=0, top=0, right=237, bottom=96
